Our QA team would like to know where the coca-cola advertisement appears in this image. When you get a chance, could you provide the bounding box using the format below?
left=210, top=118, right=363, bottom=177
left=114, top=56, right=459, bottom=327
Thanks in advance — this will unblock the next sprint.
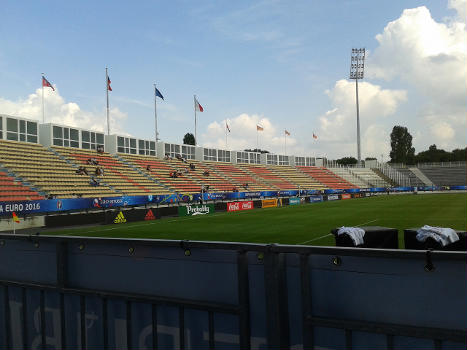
left=227, top=201, right=254, bottom=212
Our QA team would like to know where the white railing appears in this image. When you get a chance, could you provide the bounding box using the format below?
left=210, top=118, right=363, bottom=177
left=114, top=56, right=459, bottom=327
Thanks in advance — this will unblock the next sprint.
left=377, top=163, right=411, bottom=187
left=417, top=161, right=466, bottom=168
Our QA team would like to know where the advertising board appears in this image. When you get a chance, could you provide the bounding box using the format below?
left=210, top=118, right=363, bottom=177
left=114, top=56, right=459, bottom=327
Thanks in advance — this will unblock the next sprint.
left=178, top=204, right=215, bottom=217
left=341, top=194, right=351, bottom=200
left=327, top=194, right=339, bottom=201
left=262, top=199, right=278, bottom=208
left=309, top=195, right=323, bottom=203
left=227, top=201, right=254, bottom=212
left=288, top=197, right=301, bottom=205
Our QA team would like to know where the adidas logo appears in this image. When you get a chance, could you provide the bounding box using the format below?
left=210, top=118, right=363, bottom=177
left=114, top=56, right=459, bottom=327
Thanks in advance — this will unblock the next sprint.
left=145, top=209, right=156, bottom=221
left=114, top=211, right=127, bottom=224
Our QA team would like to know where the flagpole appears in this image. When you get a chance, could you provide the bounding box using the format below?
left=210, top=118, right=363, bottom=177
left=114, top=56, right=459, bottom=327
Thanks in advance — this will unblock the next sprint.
left=194, top=95, right=197, bottom=146
left=106, top=67, right=110, bottom=135
left=256, top=128, right=259, bottom=151
left=41, top=73, right=45, bottom=123
left=225, top=122, right=228, bottom=150
left=285, top=132, right=287, bottom=156
left=154, top=84, right=159, bottom=142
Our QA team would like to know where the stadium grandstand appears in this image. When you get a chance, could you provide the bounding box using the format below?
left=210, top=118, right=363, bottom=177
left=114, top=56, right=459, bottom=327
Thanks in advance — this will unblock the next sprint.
left=0, top=114, right=465, bottom=203
left=0, top=114, right=465, bottom=350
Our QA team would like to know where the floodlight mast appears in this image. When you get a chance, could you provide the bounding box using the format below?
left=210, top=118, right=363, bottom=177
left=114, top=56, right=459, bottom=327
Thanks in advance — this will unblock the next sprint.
left=350, top=48, right=365, bottom=166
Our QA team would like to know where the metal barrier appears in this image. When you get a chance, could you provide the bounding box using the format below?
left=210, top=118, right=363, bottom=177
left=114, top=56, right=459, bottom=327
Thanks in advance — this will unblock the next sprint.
left=0, top=234, right=465, bottom=349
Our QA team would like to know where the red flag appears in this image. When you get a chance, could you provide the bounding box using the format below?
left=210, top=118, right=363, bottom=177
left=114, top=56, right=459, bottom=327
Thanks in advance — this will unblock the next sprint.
left=42, top=76, right=55, bottom=91
left=313, top=133, right=318, bottom=139
left=257, top=125, right=263, bottom=131
left=285, top=130, right=290, bottom=136
left=195, top=98, right=203, bottom=112
left=107, top=77, right=112, bottom=91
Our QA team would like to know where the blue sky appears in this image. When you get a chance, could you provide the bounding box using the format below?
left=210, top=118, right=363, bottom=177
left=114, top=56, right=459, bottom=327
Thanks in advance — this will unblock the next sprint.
left=0, top=0, right=465, bottom=159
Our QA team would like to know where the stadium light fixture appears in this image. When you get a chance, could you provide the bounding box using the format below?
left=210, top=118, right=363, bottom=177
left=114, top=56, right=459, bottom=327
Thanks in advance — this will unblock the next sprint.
left=350, top=48, right=365, bottom=166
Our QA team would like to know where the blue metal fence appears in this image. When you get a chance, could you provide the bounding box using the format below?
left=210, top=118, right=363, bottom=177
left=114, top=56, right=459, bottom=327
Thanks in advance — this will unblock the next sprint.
left=0, top=235, right=465, bottom=349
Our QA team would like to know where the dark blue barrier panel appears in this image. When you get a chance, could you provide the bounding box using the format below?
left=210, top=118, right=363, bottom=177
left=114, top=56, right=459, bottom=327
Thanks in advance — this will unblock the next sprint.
left=324, top=189, right=344, bottom=194
left=344, top=188, right=361, bottom=193
left=278, top=190, right=298, bottom=197
left=450, top=185, right=467, bottom=190
left=418, top=186, right=441, bottom=191
left=392, top=187, right=413, bottom=192
left=310, top=195, right=324, bottom=203
left=0, top=236, right=464, bottom=349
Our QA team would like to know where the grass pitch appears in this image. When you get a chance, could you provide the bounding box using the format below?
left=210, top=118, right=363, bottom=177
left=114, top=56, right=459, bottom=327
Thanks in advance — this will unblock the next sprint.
left=47, top=193, right=467, bottom=247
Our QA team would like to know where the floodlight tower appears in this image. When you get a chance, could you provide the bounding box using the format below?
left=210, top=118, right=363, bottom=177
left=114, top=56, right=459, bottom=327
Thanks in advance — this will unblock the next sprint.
left=350, top=48, right=365, bottom=166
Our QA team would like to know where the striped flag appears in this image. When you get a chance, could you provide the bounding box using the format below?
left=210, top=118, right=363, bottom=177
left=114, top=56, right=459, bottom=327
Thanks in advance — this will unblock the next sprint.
left=12, top=212, right=20, bottom=223
left=107, top=76, right=112, bottom=91
left=256, top=125, right=263, bottom=131
left=195, top=97, right=204, bottom=112
left=42, top=76, right=55, bottom=91
left=285, top=130, right=290, bottom=136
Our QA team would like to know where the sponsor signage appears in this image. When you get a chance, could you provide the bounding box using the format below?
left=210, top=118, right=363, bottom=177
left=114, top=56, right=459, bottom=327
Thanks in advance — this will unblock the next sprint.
left=288, top=197, right=301, bottom=205
left=310, top=195, right=323, bottom=203
left=144, top=209, right=156, bottom=220
left=178, top=204, right=215, bottom=217
left=2, top=186, right=461, bottom=216
left=262, top=199, right=278, bottom=208
left=227, top=201, right=254, bottom=212
left=327, top=194, right=339, bottom=201
left=341, top=194, right=351, bottom=200
left=113, top=211, right=127, bottom=224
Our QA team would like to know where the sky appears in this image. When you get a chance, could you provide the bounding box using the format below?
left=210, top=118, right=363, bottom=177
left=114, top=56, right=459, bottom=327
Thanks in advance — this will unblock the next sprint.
left=0, top=0, right=465, bottom=160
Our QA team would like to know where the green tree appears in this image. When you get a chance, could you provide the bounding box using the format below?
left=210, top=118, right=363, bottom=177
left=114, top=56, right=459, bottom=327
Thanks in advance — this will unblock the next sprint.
left=389, top=126, right=415, bottom=164
left=336, top=156, right=358, bottom=166
left=414, top=145, right=450, bottom=163
left=183, top=133, right=195, bottom=145
left=450, top=147, right=467, bottom=161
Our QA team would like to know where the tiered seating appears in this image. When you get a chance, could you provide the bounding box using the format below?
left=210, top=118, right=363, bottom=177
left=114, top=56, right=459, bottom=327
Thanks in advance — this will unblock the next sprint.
left=418, top=166, right=467, bottom=186
left=298, top=166, right=356, bottom=189
left=267, top=165, right=325, bottom=190
left=348, top=168, right=390, bottom=188
left=328, top=168, right=366, bottom=187
left=387, top=167, right=425, bottom=187
left=237, top=164, right=295, bottom=190
left=54, top=147, right=168, bottom=196
left=205, top=161, right=266, bottom=191
left=0, top=171, right=43, bottom=201
left=168, top=159, right=236, bottom=192
left=120, top=154, right=199, bottom=193
left=0, top=140, right=117, bottom=199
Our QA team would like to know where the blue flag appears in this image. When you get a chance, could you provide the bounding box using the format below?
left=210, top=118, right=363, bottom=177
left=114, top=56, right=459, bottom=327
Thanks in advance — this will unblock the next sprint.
left=155, top=88, right=164, bottom=100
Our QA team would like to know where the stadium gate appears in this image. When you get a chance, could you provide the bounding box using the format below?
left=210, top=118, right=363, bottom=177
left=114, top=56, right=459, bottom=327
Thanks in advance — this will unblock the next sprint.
left=0, top=234, right=465, bottom=349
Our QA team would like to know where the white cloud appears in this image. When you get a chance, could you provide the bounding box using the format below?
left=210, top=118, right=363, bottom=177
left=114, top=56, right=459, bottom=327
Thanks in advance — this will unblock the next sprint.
left=448, top=0, right=466, bottom=22
left=0, top=88, right=129, bottom=135
left=315, top=80, right=407, bottom=158
left=202, top=113, right=300, bottom=155
left=315, top=1, right=466, bottom=159
left=367, top=3, right=467, bottom=150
